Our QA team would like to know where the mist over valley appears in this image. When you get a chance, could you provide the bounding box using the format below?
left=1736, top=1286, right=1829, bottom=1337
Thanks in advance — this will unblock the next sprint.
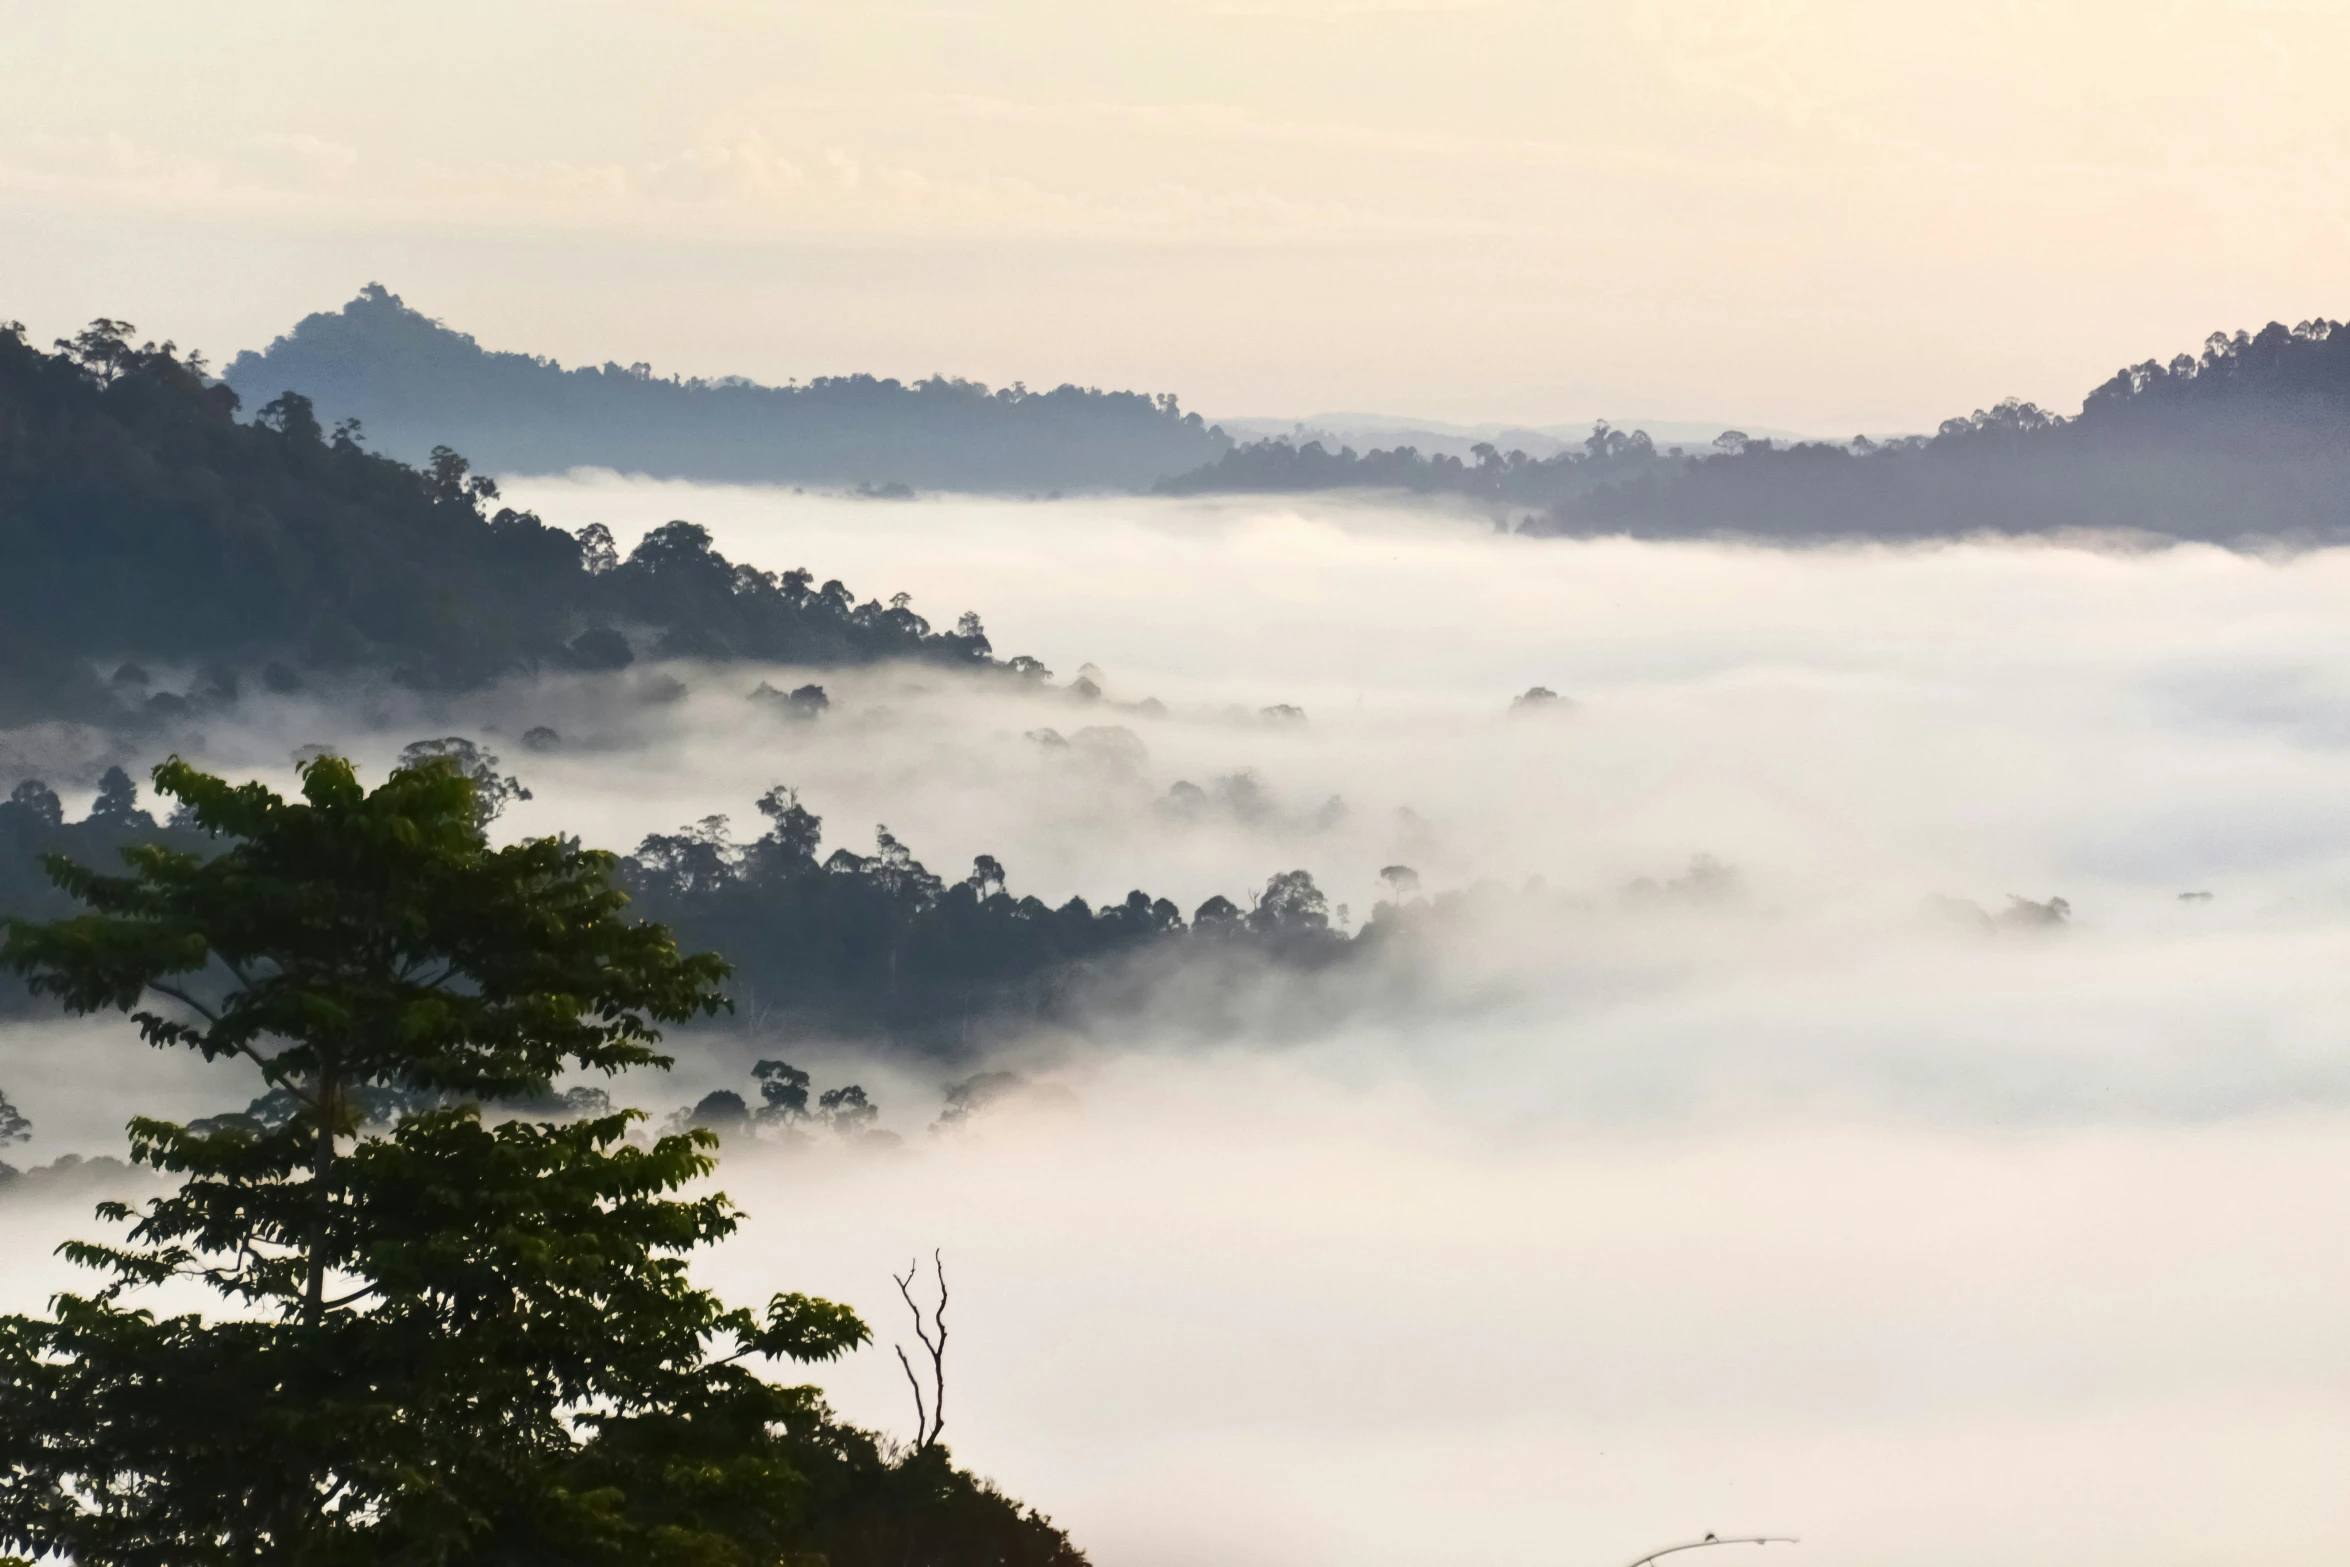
left=12, top=460, right=2350, bottom=1561
left=7, top=12, right=2350, bottom=1548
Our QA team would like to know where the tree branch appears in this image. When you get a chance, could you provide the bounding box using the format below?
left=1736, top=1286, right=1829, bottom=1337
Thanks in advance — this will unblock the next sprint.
left=892, top=1250, right=949, bottom=1448
left=927, top=1248, right=947, bottom=1446
left=894, top=1343, right=929, bottom=1449
left=147, top=981, right=221, bottom=1025
left=147, top=983, right=319, bottom=1110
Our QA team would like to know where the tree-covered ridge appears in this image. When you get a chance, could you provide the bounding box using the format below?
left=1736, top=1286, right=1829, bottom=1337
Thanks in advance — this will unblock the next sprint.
left=620, top=787, right=1353, bottom=1053
left=1158, top=420, right=1675, bottom=512
left=225, top=284, right=1231, bottom=490
left=0, top=316, right=998, bottom=724
left=1165, top=318, right=2350, bottom=543
left=2078, top=318, right=2350, bottom=436
left=0, top=756, right=1085, bottom=1566
left=0, top=760, right=1361, bottom=1049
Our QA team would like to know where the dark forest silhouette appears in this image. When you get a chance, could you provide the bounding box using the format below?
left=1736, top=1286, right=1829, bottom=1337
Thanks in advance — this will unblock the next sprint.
left=0, top=317, right=1003, bottom=726
left=1164, top=318, right=2350, bottom=543
left=225, top=285, right=1230, bottom=491
left=0, top=764, right=1369, bottom=1053
left=616, top=785, right=1354, bottom=1054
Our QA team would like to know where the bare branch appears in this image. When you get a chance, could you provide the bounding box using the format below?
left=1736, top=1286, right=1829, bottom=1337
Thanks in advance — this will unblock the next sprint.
left=894, top=1342, right=929, bottom=1447
left=146, top=983, right=319, bottom=1110
left=892, top=1251, right=951, bottom=1448
left=147, top=982, right=221, bottom=1025
left=928, top=1248, right=948, bottom=1446
left=1621, top=1537, right=1801, bottom=1567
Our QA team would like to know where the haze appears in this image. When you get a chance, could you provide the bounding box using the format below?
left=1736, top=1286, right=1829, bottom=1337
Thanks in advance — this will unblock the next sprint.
left=4, top=0, right=2347, bottom=430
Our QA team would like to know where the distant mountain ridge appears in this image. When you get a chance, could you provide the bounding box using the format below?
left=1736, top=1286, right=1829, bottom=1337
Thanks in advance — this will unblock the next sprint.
left=224, top=284, right=1229, bottom=491
left=1211, top=413, right=1809, bottom=464
left=1167, top=317, right=2350, bottom=544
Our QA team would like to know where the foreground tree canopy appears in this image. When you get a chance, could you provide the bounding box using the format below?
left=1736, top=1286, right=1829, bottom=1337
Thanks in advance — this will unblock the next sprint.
left=0, top=316, right=999, bottom=726
left=0, top=756, right=1083, bottom=1566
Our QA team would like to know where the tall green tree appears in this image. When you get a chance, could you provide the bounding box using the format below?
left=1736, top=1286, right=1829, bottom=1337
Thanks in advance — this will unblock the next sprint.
left=0, top=756, right=1075, bottom=1566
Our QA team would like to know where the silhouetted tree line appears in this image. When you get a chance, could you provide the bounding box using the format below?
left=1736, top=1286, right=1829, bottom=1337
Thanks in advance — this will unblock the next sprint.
left=1158, top=420, right=1671, bottom=510
left=224, top=284, right=1231, bottom=490
left=1165, top=319, right=2350, bottom=543
left=0, top=763, right=1363, bottom=1048
left=619, top=788, right=1355, bottom=1053
left=9, top=761, right=1911, bottom=1068
left=0, top=315, right=1005, bottom=725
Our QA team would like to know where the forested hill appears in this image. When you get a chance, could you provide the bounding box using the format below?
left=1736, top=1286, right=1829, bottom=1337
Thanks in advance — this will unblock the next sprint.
left=225, top=285, right=1230, bottom=490
left=0, top=317, right=996, bottom=726
left=1163, top=318, right=2350, bottom=544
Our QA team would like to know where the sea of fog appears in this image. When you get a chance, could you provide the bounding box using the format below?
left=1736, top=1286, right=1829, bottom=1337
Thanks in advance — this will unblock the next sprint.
left=10, top=482, right=2350, bottom=1566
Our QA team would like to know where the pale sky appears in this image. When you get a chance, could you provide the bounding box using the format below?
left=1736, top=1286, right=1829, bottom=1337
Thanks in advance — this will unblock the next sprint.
left=4, top=0, right=2345, bottom=432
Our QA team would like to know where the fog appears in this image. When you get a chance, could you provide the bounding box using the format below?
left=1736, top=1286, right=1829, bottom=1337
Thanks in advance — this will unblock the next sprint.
left=10, top=484, right=2350, bottom=1564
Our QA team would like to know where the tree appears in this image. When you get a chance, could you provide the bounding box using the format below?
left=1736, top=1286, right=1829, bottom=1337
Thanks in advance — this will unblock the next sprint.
left=55, top=320, right=141, bottom=385
left=394, top=736, right=532, bottom=826
left=254, top=389, right=324, bottom=444
left=752, top=1058, right=812, bottom=1122
left=85, top=767, right=152, bottom=829
left=1247, top=869, right=1330, bottom=936
left=0, top=754, right=893, bottom=1564
left=7, top=781, right=61, bottom=832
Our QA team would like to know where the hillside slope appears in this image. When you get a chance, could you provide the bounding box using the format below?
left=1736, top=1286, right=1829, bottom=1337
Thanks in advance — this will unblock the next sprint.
left=0, top=317, right=995, bottom=725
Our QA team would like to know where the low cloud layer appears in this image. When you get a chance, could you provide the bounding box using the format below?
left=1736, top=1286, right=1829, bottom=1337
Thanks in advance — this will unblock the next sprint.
left=9, top=488, right=2350, bottom=1563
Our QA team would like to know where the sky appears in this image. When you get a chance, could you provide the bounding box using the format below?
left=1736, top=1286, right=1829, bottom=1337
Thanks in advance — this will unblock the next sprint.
left=3, top=0, right=2346, bottom=432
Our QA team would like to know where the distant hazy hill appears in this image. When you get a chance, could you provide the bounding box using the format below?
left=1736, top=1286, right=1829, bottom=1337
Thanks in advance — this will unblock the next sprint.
left=1169, top=319, right=2350, bottom=544
left=1211, top=413, right=1807, bottom=464
left=225, top=285, right=1229, bottom=491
